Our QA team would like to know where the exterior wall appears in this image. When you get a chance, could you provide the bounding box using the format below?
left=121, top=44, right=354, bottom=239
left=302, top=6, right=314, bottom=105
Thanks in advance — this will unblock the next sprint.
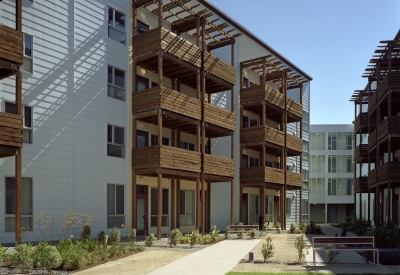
left=0, top=0, right=131, bottom=243
left=309, top=124, right=354, bottom=224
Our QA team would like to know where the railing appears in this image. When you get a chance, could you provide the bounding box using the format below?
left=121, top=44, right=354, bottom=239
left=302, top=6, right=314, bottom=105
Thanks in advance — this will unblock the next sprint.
left=286, top=134, right=302, bottom=154
left=354, top=113, right=368, bottom=132
left=286, top=98, right=303, bottom=119
left=377, top=117, right=400, bottom=142
left=132, top=86, right=201, bottom=120
left=368, top=128, right=376, bottom=151
left=368, top=91, right=377, bottom=112
left=240, top=125, right=284, bottom=146
left=240, top=166, right=284, bottom=185
left=203, top=154, right=234, bottom=178
left=354, top=144, right=368, bottom=162
left=132, top=27, right=235, bottom=84
left=377, top=162, right=400, bottom=183
left=264, top=166, right=284, bottom=185
left=204, top=103, right=235, bottom=131
left=377, top=72, right=400, bottom=101
left=354, top=177, right=368, bottom=192
left=286, top=171, right=302, bottom=188
left=0, top=25, right=23, bottom=64
left=132, top=145, right=201, bottom=173
left=0, top=112, right=23, bottom=148
left=368, top=168, right=376, bottom=186
left=240, top=85, right=285, bottom=110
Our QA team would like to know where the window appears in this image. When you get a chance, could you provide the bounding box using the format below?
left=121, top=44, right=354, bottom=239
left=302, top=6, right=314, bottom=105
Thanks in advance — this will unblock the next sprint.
left=107, top=184, right=125, bottom=228
left=21, top=33, right=33, bottom=73
left=108, top=7, right=125, bottom=44
left=310, top=155, right=325, bottom=173
left=180, top=141, right=195, bottom=151
left=242, top=77, right=249, bottom=89
left=302, top=169, right=309, bottom=182
left=310, top=178, right=325, bottom=196
left=136, top=130, right=148, bottom=148
left=328, top=178, right=353, bottom=196
left=328, top=132, right=353, bottom=150
left=151, top=188, right=169, bottom=227
left=242, top=116, right=249, bottom=128
left=242, top=155, right=248, bottom=168
left=137, top=20, right=149, bottom=34
left=310, top=133, right=325, bottom=150
left=5, top=177, right=33, bottom=232
left=5, top=102, right=33, bottom=144
left=249, top=119, right=259, bottom=127
left=151, top=135, right=170, bottom=146
left=328, top=155, right=353, bottom=173
left=108, top=66, right=125, bottom=101
left=302, top=198, right=309, bottom=215
left=180, top=190, right=195, bottom=226
left=286, top=198, right=292, bottom=216
left=249, top=157, right=259, bottom=167
left=107, top=125, right=125, bottom=158
left=303, top=141, right=309, bottom=153
left=136, top=75, right=149, bottom=91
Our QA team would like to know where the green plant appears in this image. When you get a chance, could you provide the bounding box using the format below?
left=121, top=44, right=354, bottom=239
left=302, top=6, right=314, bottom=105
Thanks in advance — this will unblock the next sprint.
left=189, top=230, right=200, bottom=247
left=203, top=234, right=211, bottom=244
left=110, top=227, right=121, bottom=244
left=261, top=236, right=275, bottom=262
left=237, top=229, right=244, bottom=239
left=299, top=221, right=307, bottom=234
left=326, top=244, right=340, bottom=264
left=247, top=229, right=256, bottom=239
left=59, top=242, right=87, bottom=270
left=225, top=226, right=230, bottom=239
left=168, top=228, right=182, bottom=247
left=145, top=233, right=156, bottom=247
left=128, top=228, right=137, bottom=251
left=81, top=225, right=92, bottom=240
left=210, top=225, right=220, bottom=243
left=34, top=242, right=62, bottom=269
left=275, top=222, right=281, bottom=234
left=59, top=209, right=78, bottom=240
left=306, top=221, right=322, bottom=234
left=11, top=243, right=34, bottom=269
left=81, top=237, right=97, bottom=253
left=289, top=223, right=297, bottom=234
left=294, top=234, right=311, bottom=263
left=0, top=245, right=8, bottom=266
left=237, top=222, right=244, bottom=225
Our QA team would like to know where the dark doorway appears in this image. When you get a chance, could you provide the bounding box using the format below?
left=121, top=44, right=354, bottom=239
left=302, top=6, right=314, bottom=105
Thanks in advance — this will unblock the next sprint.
left=136, top=185, right=148, bottom=235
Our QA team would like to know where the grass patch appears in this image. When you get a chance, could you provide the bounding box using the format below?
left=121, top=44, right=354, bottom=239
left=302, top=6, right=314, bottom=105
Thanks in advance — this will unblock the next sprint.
left=226, top=273, right=388, bottom=275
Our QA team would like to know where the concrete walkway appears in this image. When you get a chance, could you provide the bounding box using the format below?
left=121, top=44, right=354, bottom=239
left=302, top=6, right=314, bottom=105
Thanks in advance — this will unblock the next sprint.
left=148, top=239, right=260, bottom=275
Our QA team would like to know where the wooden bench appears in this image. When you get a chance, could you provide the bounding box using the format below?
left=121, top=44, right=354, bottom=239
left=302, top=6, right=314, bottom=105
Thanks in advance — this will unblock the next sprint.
left=312, top=236, right=379, bottom=266
left=229, top=225, right=259, bottom=234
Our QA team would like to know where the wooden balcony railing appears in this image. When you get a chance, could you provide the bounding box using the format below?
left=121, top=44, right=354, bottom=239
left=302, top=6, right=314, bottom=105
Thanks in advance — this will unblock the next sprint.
left=132, top=145, right=201, bottom=173
left=377, top=117, right=400, bottom=142
left=132, top=27, right=235, bottom=84
left=368, top=91, right=377, bottom=113
left=132, top=86, right=201, bottom=120
left=241, top=85, right=285, bottom=109
left=368, top=128, right=377, bottom=151
left=368, top=168, right=376, bottom=186
left=286, top=171, right=302, bottom=188
left=286, top=134, right=302, bottom=154
left=377, top=162, right=400, bottom=183
left=240, top=166, right=284, bottom=185
left=354, top=113, right=368, bottom=132
left=377, top=72, right=400, bottom=101
left=240, top=125, right=284, bottom=146
left=204, top=154, right=234, bottom=178
left=0, top=112, right=23, bottom=148
left=354, top=144, right=368, bottom=162
left=286, top=98, right=303, bottom=119
left=0, top=25, right=23, bottom=64
left=354, top=177, right=368, bottom=193
left=204, top=102, right=235, bottom=131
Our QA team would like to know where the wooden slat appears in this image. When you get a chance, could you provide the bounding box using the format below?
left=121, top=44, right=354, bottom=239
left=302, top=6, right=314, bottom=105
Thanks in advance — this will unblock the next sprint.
left=0, top=25, right=23, bottom=64
left=203, top=154, right=234, bottom=178
left=286, top=134, right=302, bottom=154
left=241, top=125, right=285, bottom=147
left=286, top=97, right=302, bottom=119
left=286, top=171, right=302, bottom=188
left=0, top=112, right=23, bottom=148
left=203, top=102, right=235, bottom=131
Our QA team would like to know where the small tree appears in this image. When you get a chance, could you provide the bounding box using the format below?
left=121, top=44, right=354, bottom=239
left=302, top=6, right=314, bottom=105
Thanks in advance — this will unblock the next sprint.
left=275, top=222, right=281, bottom=234
left=289, top=223, right=297, bottom=234
left=168, top=228, right=182, bottom=247
left=327, top=244, right=340, bottom=264
left=261, top=236, right=275, bottom=262
left=294, top=234, right=311, bottom=263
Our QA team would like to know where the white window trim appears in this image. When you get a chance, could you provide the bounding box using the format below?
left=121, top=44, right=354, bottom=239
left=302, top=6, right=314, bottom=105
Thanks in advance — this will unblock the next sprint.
left=22, top=33, right=33, bottom=73
left=4, top=101, right=33, bottom=144
left=107, top=124, right=125, bottom=158
left=180, top=190, right=195, bottom=226
left=108, top=6, right=126, bottom=44
left=107, top=65, right=126, bottom=101
left=107, top=183, right=125, bottom=228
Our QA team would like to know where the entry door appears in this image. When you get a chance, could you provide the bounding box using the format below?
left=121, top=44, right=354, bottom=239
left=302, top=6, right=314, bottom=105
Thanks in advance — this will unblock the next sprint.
left=327, top=204, right=337, bottom=223
left=249, top=194, right=259, bottom=224
left=274, top=196, right=279, bottom=225
left=241, top=194, right=248, bottom=224
left=136, top=185, right=148, bottom=235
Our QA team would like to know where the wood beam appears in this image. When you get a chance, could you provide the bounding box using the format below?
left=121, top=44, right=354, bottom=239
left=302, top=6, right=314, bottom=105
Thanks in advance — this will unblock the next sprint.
left=133, top=0, right=156, bottom=8
left=207, top=38, right=235, bottom=51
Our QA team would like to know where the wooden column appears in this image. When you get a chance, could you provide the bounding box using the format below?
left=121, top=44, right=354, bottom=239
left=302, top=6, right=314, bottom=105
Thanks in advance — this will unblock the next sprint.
left=230, top=180, right=234, bottom=225
left=282, top=72, right=287, bottom=230
left=200, top=18, right=206, bottom=235
left=376, top=186, right=380, bottom=225
left=196, top=177, right=200, bottom=229
left=230, top=42, right=235, bottom=226
left=354, top=192, right=357, bottom=219
left=171, top=179, right=175, bottom=229
left=359, top=191, right=362, bottom=219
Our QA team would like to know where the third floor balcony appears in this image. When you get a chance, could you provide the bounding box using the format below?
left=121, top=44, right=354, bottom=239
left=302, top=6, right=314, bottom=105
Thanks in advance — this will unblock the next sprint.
left=0, top=112, right=23, bottom=157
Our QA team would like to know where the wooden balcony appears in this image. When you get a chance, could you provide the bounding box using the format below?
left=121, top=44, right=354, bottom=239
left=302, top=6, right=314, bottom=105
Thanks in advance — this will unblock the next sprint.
left=286, top=134, right=302, bottom=155
left=368, top=91, right=377, bottom=113
left=377, top=72, right=400, bottom=101
left=286, top=171, right=302, bottom=188
left=204, top=154, right=234, bottom=178
left=132, top=145, right=201, bottom=173
left=354, top=177, right=368, bottom=193
left=0, top=25, right=23, bottom=65
left=132, top=86, right=201, bottom=120
left=0, top=112, right=23, bottom=157
left=286, top=98, right=303, bottom=121
left=132, top=27, right=235, bottom=85
left=368, top=128, right=377, bottom=151
left=377, top=162, right=400, bottom=183
left=204, top=102, right=235, bottom=131
left=240, top=166, right=284, bottom=185
left=377, top=117, right=400, bottom=142
left=354, top=113, right=368, bottom=133
left=241, top=84, right=285, bottom=109
left=368, top=168, right=376, bottom=186
left=354, top=144, right=368, bottom=162
left=240, top=125, right=284, bottom=147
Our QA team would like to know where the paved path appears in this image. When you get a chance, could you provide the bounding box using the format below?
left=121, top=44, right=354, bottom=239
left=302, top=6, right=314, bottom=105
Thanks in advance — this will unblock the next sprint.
left=148, top=239, right=260, bottom=275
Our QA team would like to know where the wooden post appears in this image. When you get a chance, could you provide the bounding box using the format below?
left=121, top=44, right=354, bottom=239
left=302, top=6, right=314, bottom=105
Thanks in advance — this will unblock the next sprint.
left=368, top=189, right=371, bottom=222
left=230, top=180, right=234, bottom=225
left=230, top=42, right=235, bottom=226
left=171, top=179, right=175, bottom=229
left=299, top=188, right=302, bottom=224
left=260, top=185, right=265, bottom=229
left=239, top=185, right=243, bottom=223
left=200, top=18, right=206, bottom=235
left=354, top=192, right=357, bottom=219
left=196, top=177, right=200, bottom=229
left=359, top=191, right=362, bottom=219
left=207, top=181, right=211, bottom=232
left=283, top=72, right=287, bottom=230
left=157, top=111, right=163, bottom=239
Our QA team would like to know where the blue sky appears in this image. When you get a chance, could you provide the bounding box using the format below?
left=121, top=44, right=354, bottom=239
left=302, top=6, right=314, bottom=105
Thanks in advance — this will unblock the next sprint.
left=208, top=0, right=400, bottom=124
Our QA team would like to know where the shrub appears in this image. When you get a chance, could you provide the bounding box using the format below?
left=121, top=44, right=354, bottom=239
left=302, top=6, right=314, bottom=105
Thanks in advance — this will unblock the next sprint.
left=0, top=245, right=8, bottom=266
left=237, top=229, right=244, bottom=239
left=189, top=230, right=200, bottom=247
left=275, top=222, right=281, bottom=234
left=11, top=243, right=34, bottom=269
left=294, top=234, right=311, bottom=263
left=210, top=226, right=220, bottom=243
left=34, top=242, right=62, bottom=269
left=299, top=221, right=307, bottom=234
left=261, top=236, right=275, bottom=262
left=326, top=244, right=340, bottom=264
left=202, top=234, right=211, bottom=244
left=341, top=227, right=347, bottom=237
left=168, top=229, right=182, bottom=247
left=289, top=223, right=297, bottom=234
left=225, top=226, right=230, bottom=239
left=81, top=224, right=92, bottom=240
left=306, top=221, right=322, bottom=234
left=247, top=230, right=256, bottom=239
left=237, top=222, right=244, bottom=225
left=59, top=243, right=87, bottom=270
left=145, top=234, right=156, bottom=247
left=110, top=227, right=121, bottom=244
left=128, top=228, right=137, bottom=251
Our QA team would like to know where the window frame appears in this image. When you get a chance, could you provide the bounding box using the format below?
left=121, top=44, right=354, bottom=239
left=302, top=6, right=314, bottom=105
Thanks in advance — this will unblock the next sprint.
left=107, top=124, right=125, bottom=158
left=180, top=190, right=195, bottom=226
left=180, top=141, right=195, bottom=151
left=151, top=134, right=170, bottom=146
left=137, top=20, right=149, bottom=34
left=22, top=33, right=33, bottom=73
left=107, top=65, right=126, bottom=101
left=5, top=101, right=33, bottom=144
left=108, top=6, right=126, bottom=44
left=107, top=184, right=125, bottom=228
left=151, top=188, right=169, bottom=227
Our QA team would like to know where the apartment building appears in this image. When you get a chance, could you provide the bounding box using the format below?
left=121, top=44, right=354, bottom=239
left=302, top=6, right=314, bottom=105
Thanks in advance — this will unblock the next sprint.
left=350, top=30, right=400, bottom=225
left=309, top=125, right=355, bottom=223
left=0, top=0, right=311, bottom=244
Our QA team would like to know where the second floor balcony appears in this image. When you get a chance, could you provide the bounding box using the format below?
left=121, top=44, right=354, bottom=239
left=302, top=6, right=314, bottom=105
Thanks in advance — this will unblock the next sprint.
left=0, top=112, right=23, bottom=157
left=354, top=177, right=368, bottom=193
left=0, top=24, right=23, bottom=65
left=354, top=112, right=369, bottom=133
left=204, top=154, right=235, bottom=179
left=354, top=144, right=368, bottom=162
left=240, top=166, right=284, bottom=186
left=286, top=171, right=302, bottom=188
left=377, top=72, right=400, bottom=102
left=377, top=117, right=400, bottom=142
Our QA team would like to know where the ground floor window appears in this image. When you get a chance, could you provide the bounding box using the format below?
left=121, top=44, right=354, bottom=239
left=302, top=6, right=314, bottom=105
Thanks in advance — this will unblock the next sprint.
left=5, top=177, right=33, bottom=232
left=151, top=188, right=169, bottom=227
left=180, top=190, right=195, bottom=226
left=249, top=195, right=259, bottom=224
left=107, top=184, right=125, bottom=228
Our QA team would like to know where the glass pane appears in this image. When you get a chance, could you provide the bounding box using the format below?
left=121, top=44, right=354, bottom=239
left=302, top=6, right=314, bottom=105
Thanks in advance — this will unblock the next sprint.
left=114, top=68, right=125, bottom=88
left=151, top=216, right=157, bottom=227
left=24, top=34, right=32, bottom=57
left=107, top=125, right=112, bottom=143
left=180, top=190, right=185, bottom=214
left=114, top=126, right=124, bottom=145
left=108, top=66, right=113, bottom=84
left=186, top=190, right=194, bottom=215
left=162, top=216, right=169, bottom=226
left=108, top=26, right=125, bottom=44
left=24, top=106, right=32, bottom=128
left=137, top=199, right=145, bottom=230
left=107, top=216, right=125, bottom=228
left=22, top=217, right=32, bottom=230
left=137, top=81, right=147, bottom=91
left=5, top=217, right=15, bottom=232
left=5, top=102, right=16, bottom=114
left=107, top=144, right=125, bottom=158
left=21, top=57, right=32, bottom=73
left=180, top=215, right=194, bottom=226
left=116, top=185, right=124, bottom=215
left=151, top=189, right=157, bottom=215
left=107, top=85, right=125, bottom=101
left=108, top=7, right=113, bottom=25
left=6, top=177, right=15, bottom=214
left=162, top=189, right=168, bottom=215
left=114, top=11, right=125, bottom=31
left=137, top=135, right=146, bottom=148
left=107, top=184, right=115, bottom=215
left=22, top=178, right=32, bottom=215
